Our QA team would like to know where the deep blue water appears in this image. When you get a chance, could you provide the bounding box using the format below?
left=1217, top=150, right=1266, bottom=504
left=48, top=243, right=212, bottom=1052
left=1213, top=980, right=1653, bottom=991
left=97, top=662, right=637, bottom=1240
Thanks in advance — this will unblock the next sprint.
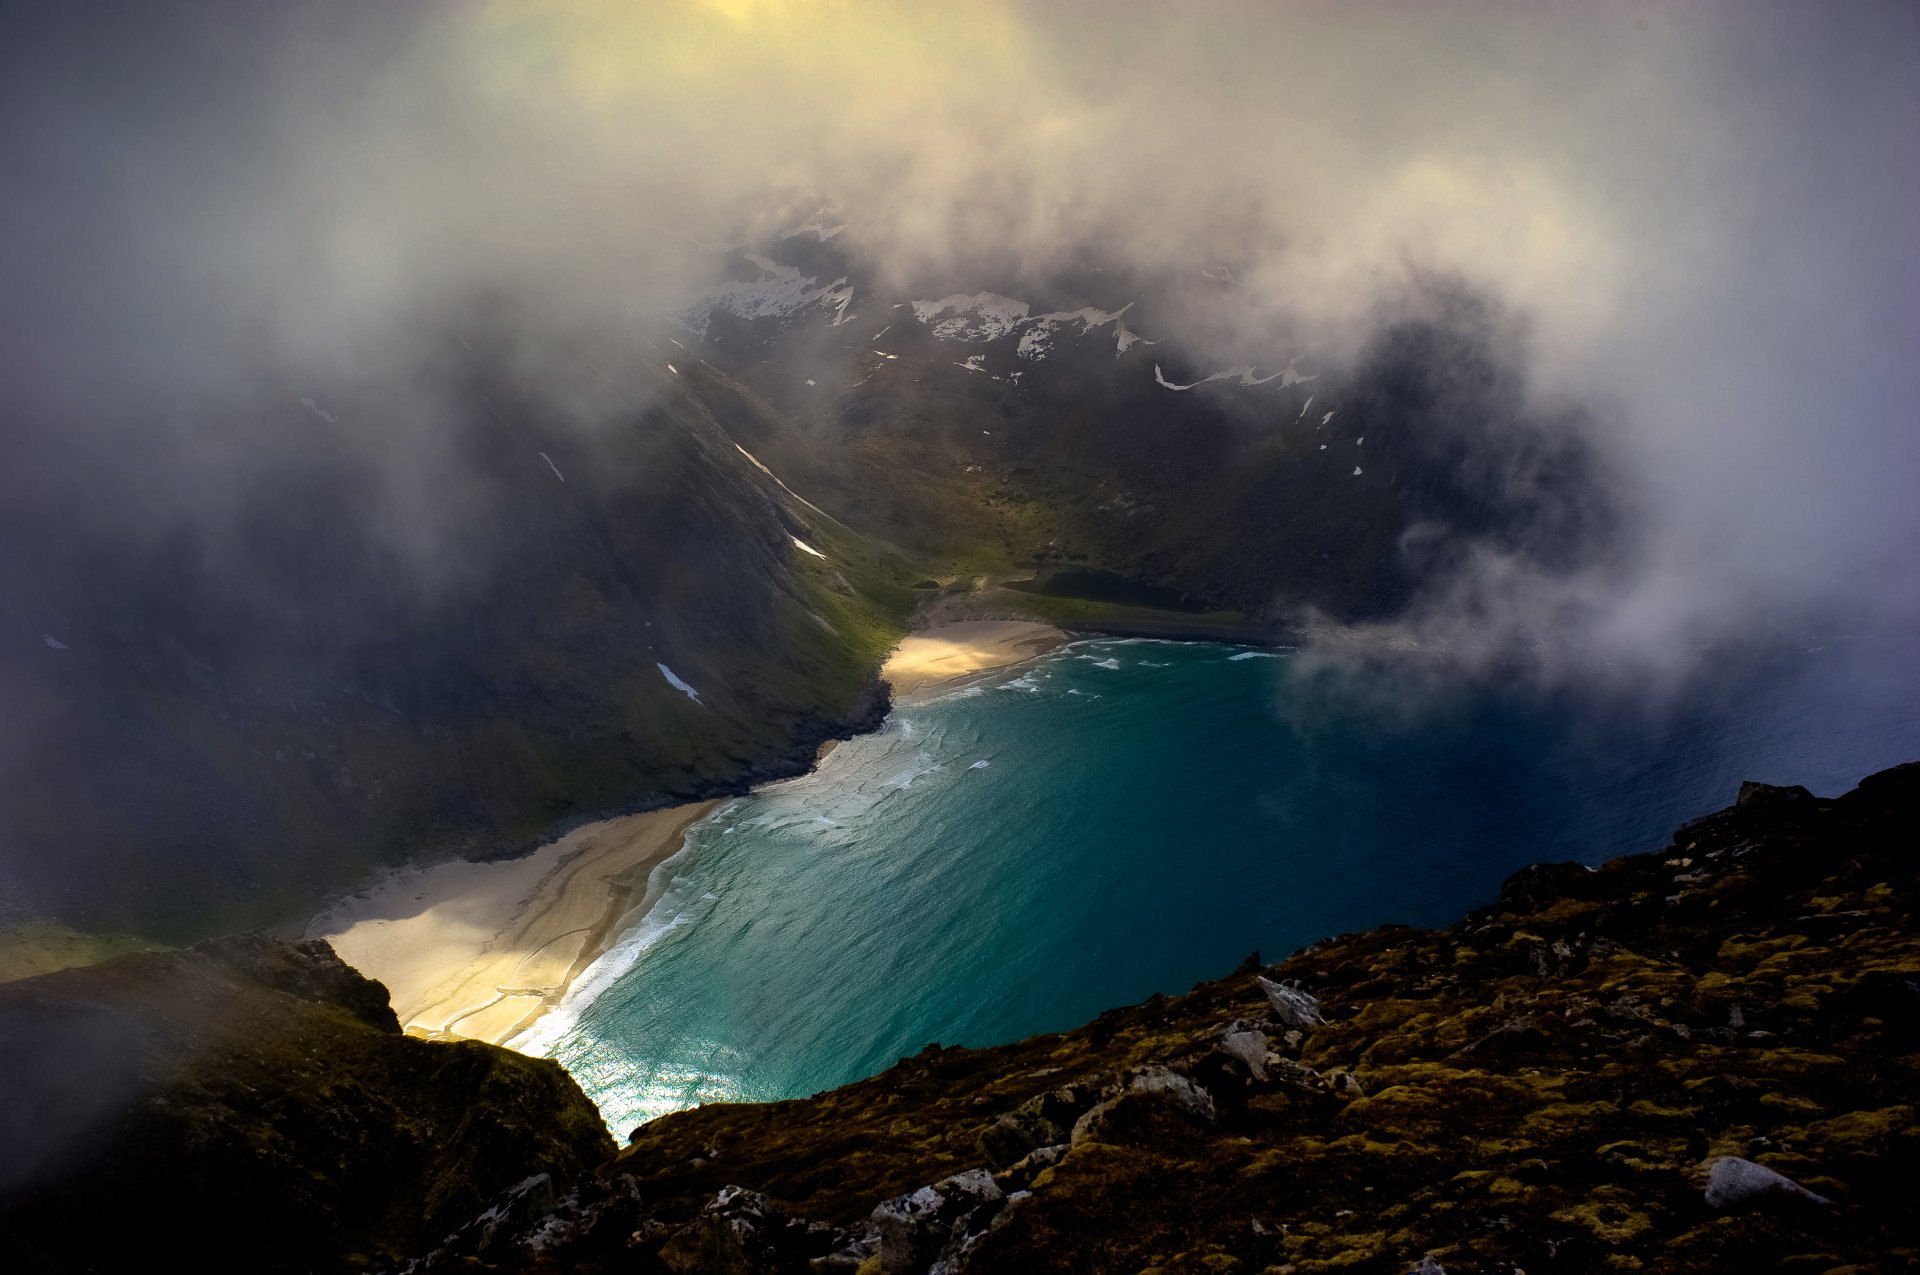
left=527, top=636, right=1920, bottom=1135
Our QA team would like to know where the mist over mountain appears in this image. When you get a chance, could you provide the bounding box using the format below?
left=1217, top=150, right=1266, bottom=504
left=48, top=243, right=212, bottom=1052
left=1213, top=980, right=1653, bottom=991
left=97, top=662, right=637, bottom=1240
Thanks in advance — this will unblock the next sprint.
left=3, top=0, right=1916, bottom=929
left=4, top=7, right=1920, bottom=1271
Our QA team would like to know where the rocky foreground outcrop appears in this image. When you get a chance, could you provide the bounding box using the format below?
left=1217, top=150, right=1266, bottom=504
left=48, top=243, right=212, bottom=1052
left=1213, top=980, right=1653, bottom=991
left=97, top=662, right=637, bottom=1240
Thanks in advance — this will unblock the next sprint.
left=4, top=764, right=1915, bottom=1273
left=422, top=762, right=1919, bottom=1273
left=0, top=935, right=613, bottom=1272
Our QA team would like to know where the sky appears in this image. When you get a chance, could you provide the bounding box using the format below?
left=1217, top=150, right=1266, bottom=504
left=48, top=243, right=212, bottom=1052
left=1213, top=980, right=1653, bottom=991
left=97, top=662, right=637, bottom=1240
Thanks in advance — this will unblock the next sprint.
left=3, top=0, right=1916, bottom=674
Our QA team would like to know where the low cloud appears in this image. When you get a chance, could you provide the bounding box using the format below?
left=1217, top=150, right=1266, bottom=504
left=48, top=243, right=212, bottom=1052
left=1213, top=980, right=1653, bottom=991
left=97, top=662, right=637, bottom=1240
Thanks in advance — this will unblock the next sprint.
left=3, top=0, right=1914, bottom=675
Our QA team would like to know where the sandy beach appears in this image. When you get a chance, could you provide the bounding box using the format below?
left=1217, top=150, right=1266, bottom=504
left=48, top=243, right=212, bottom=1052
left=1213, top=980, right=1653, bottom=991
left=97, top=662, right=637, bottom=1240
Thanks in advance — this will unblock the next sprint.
left=308, top=801, right=716, bottom=1046
left=881, top=619, right=1067, bottom=700
left=306, top=620, right=1064, bottom=1052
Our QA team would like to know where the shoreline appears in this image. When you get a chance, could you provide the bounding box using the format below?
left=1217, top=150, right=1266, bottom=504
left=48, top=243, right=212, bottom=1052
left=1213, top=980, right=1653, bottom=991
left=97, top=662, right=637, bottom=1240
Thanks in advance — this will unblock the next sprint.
left=880, top=619, right=1069, bottom=702
left=308, top=800, right=718, bottom=1047
left=307, top=620, right=1066, bottom=1052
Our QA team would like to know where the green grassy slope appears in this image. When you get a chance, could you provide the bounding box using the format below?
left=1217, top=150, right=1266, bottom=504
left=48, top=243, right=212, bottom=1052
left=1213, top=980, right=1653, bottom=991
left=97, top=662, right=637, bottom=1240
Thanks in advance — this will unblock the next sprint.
left=3, top=365, right=919, bottom=941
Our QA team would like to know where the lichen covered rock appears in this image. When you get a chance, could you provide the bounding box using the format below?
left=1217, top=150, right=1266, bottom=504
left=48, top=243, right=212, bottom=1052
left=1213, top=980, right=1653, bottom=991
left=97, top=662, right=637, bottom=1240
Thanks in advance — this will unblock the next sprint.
left=565, top=763, right=1920, bottom=1273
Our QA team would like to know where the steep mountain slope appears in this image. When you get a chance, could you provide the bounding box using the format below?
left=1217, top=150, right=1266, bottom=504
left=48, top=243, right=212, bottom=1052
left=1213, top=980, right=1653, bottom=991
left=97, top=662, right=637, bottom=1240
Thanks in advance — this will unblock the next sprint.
left=0, top=218, right=1624, bottom=942
left=415, top=762, right=1919, bottom=1274
left=1, top=361, right=914, bottom=938
left=681, top=229, right=1618, bottom=622
left=0, top=934, right=612, bottom=1273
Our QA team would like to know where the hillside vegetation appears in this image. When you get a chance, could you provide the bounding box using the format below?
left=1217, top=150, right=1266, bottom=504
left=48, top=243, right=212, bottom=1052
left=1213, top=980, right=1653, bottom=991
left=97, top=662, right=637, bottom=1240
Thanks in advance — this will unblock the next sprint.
left=10, top=763, right=1908, bottom=1272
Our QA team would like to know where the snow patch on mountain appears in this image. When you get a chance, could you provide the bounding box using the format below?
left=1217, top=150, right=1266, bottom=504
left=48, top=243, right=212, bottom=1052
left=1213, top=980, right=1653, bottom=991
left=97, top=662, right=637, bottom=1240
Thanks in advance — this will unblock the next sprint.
left=657, top=663, right=704, bottom=703
left=1279, top=357, right=1317, bottom=388
left=1153, top=364, right=1288, bottom=391
left=911, top=292, right=1032, bottom=341
left=733, top=443, right=832, bottom=519
left=1114, top=316, right=1154, bottom=355
left=778, top=208, right=845, bottom=242
left=1016, top=303, right=1132, bottom=360
left=299, top=397, right=339, bottom=424
left=681, top=255, right=856, bottom=337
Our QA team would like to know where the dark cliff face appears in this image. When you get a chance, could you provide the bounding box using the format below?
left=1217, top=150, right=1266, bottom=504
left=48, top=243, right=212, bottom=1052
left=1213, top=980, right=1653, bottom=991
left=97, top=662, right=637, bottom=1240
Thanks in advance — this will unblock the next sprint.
left=0, top=934, right=614, bottom=1273
left=407, top=761, right=1920, bottom=1275
left=1, top=363, right=912, bottom=938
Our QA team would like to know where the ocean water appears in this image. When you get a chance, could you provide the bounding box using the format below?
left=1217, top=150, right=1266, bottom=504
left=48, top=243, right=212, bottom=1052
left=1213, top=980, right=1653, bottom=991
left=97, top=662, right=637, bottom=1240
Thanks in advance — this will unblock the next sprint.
left=531, top=636, right=1920, bottom=1135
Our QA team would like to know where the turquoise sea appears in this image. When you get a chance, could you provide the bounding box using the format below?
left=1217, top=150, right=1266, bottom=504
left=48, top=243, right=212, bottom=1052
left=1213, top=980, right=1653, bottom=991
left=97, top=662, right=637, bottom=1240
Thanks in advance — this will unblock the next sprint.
left=528, top=636, right=1920, bottom=1136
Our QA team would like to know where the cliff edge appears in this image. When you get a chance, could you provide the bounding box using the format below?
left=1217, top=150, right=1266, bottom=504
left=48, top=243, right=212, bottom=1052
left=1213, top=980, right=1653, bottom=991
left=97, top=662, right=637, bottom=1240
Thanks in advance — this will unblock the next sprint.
left=435, top=762, right=1920, bottom=1273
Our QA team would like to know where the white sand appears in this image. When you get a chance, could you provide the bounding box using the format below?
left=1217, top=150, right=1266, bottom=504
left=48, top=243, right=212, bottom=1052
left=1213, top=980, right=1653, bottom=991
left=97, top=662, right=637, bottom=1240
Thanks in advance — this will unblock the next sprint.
left=308, top=802, right=716, bottom=1046
left=881, top=620, right=1067, bottom=700
left=305, top=620, right=1063, bottom=1048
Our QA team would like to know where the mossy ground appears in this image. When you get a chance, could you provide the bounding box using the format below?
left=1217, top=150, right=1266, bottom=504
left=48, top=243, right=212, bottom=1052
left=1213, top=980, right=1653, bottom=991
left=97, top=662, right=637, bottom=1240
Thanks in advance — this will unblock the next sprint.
left=0, top=936, right=613, bottom=1274
left=523, top=764, right=1920, bottom=1274
left=0, top=920, right=169, bottom=983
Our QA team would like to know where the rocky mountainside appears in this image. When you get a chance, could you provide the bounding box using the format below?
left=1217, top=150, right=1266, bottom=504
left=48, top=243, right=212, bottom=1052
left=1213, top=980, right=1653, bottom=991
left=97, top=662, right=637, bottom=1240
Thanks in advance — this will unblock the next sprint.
left=4, top=765, right=1913, bottom=1272
left=2, top=361, right=913, bottom=938
left=680, top=226, right=1616, bottom=624
left=410, top=762, right=1919, bottom=1274
left=1, top=218, right=1624, bottom=945
left=0, top=934, right=613, bottom=1272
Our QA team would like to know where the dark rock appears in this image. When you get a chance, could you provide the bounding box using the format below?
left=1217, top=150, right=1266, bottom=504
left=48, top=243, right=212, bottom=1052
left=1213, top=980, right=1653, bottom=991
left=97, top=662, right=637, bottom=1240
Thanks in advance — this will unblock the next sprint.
left=977, top=1113, right=1039, bottom=1168
left=193, top=932, right=401, bottom=1033
left=1736, top=781, right=1819, bottom=813
left=416, top=1172, right=651, bottom=1270
left=1839, top=969, right=1920, bottom=1044
left=659, top=1185, right=834, bottom=1275
left=871, top=1169, right=1005, bottom=1275
left=1071, top=1066, right=1216, bottom=1147
left=1450, top=1015, right=1549, bottom=1060
left=1495, top=860, right=1603, bottom=910
left=811, top=1223, right=881, bottom=1272
left=0, top=939, right=613, bottom=1273
left=413, top=1173, right=559, bottom=1269
left=997, top=1144, right=1067, bottom=1192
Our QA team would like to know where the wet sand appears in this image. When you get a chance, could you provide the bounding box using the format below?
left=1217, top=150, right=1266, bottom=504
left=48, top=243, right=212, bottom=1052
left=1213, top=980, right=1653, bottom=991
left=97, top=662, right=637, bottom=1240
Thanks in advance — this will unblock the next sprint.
left=308, top=802, right=717, bottom=1046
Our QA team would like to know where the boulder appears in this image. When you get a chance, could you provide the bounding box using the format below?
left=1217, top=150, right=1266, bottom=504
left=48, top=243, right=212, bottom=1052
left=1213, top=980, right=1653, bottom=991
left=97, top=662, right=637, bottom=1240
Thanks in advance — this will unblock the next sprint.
left=1071, top=1067, right=1216, bottom=1147
left=1217, top=1028, right=1271, bottom=1082
left=1703, top=1156, right=1833, bottom=1211
left=1257, top=976, right=1326, bottom=1029
left=998, top=1143, right=1067, bottom=1192
left=976, top=1113, right=1039, bottom=1168
left=871, top=1168, right=1006, bottom=1275
left=659, top=1185, right=833, bottom=1275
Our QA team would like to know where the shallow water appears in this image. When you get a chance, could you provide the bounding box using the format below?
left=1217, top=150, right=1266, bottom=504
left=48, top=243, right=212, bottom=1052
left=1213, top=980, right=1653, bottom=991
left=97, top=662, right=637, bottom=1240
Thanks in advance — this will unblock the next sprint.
left=529, top=636, right=1920, bottom=1135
